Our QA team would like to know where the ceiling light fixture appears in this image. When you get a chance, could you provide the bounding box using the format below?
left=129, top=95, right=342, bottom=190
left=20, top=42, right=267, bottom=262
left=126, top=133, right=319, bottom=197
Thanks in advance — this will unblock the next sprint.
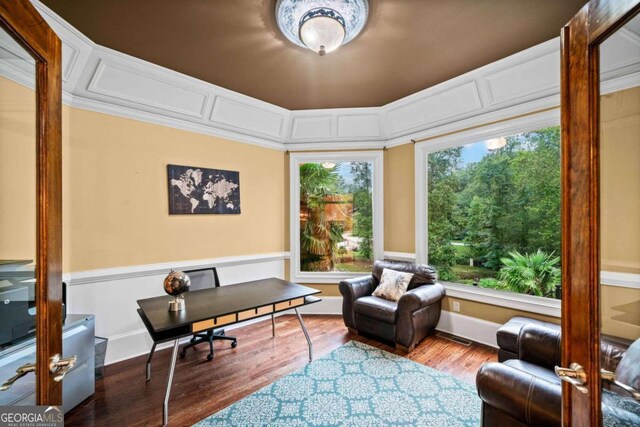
left=486, top=137, right=507, bottom=150
left=276, top=0, right=369, bottom=56
left=321, top=161, right=336, bottom=169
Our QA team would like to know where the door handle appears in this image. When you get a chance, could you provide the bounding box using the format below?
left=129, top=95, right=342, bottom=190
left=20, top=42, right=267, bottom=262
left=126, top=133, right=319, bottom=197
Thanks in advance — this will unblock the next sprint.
left=601, top=369, right=640, bottom=401
left=555, top=363, right=588, bottom=393
left=0, top=362, right=36, bottom=391
left=0, top=354, right=78, bottom=391
left=49, top=354, right=77, bottom=382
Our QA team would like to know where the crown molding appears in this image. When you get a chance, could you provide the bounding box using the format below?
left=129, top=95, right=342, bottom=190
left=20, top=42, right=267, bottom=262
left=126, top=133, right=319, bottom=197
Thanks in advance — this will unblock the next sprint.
left=13, top=1, right=639, bottom=152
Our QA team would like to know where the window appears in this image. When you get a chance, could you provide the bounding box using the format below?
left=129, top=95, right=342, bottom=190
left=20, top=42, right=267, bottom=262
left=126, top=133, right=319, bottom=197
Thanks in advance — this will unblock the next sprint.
left=415, top=112, right=562, bottom=314
left=290, top=152, right=383, bottom=283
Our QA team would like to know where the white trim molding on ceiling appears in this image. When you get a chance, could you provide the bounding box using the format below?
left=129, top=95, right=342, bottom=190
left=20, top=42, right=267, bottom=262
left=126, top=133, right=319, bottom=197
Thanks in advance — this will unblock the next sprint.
left=13, top=1, right=640, bottom=152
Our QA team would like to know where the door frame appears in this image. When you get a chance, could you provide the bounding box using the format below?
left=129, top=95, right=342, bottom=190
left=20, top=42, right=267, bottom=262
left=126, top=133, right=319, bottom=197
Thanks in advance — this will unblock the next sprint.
left=560, top=0, right=640, bottom=425
left=0, top=0, right=63, bottom=404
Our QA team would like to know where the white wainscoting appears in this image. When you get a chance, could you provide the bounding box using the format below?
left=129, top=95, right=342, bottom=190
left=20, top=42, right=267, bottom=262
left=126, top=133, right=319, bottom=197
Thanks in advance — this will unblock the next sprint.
left=435, top=311, right=501, bottom=348
left=296, top=296, right=343, bottom=315
left=83, top=252, right=627, bottom=364
left=65, top=254, right=288, bottom=365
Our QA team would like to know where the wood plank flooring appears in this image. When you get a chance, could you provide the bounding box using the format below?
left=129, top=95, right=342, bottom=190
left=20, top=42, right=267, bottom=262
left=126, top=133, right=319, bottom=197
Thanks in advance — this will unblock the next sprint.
left=65, top=315, right=497, bottom=426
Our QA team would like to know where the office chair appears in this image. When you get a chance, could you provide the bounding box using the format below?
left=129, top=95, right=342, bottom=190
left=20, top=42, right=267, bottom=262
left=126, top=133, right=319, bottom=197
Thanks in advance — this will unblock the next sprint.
left=178, top=267, right=237, bottom=361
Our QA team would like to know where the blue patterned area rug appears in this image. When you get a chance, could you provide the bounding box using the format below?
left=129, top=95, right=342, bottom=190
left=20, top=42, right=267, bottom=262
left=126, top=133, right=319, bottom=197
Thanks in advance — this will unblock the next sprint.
left=194, top=340, right=481, bottom=426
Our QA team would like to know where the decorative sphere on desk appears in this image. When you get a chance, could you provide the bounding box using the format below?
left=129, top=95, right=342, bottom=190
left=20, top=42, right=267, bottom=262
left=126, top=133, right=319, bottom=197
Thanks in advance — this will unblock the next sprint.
left=163, top=270, right=191, bottom=296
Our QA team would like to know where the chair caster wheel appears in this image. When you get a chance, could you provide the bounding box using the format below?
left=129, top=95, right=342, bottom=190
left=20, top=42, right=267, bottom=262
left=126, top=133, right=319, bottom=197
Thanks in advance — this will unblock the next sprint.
left=231, top=340, right=237, bottom=349
left=206, top=354, right=213, bottom=361
left=219, top=330, right=225, bottom=336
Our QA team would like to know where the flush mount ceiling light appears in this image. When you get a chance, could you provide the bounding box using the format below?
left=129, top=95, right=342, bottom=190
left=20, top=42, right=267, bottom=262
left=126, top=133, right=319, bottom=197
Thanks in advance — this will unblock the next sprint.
left=486, top=137, right=508, bottom=150
left=276, top=0, right=369, bottom=56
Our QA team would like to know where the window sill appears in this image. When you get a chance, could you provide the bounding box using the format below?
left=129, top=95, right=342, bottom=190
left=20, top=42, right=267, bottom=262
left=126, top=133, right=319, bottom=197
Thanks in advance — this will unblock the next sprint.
left=441, top=281, right=561, bottom=317
left=293, top=271, right=370, bottom=284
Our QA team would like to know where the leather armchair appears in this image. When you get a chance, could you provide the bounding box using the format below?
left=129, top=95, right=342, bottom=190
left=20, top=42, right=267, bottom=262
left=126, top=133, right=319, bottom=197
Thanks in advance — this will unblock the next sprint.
left=477, top=322, right=640, bottom=426
left=339, top=260, right=445, bottom=352
left=477, top=324, right=562, bottom=426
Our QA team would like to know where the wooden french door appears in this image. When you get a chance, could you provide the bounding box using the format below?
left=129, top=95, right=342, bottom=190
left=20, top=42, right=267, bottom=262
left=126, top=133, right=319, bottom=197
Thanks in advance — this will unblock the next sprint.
left=0, top=0, right=63, bottom=404
left=560, top=0, right=640, bottom=425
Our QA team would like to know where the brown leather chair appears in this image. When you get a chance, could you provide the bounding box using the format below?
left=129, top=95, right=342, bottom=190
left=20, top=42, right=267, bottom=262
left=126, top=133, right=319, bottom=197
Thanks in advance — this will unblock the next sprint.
left=476, top=322, right=640, bottom=426
left=339, top=260, right=445, bottom=352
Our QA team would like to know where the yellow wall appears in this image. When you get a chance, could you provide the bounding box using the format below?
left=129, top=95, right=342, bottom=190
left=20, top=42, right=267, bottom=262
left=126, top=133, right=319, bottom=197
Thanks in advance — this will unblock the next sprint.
left=66, top=108, right=286, bottom=272
left=601, top=285, right=639, bottom=340
left=600, top=86, right=640, bottom=340
left=441, top=296, right=559, bottom=324
left=0, top=77, right=36, bottom=261
left=601, top=86, right=640, bottom=274
left=0, top=76, right=286, bottom=272
left=384, top=144, right=415, bottom=253
left=62, top=104, right=71, bottom=271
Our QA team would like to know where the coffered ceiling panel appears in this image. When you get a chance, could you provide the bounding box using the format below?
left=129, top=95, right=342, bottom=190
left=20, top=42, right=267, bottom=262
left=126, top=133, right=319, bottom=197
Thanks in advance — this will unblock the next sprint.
left=42, top=0, right=587, bottom=110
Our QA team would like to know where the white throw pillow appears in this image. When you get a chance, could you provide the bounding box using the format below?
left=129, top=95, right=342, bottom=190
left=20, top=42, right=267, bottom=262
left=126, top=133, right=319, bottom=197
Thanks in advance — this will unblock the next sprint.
left=372, top=268, right=414, bottom=302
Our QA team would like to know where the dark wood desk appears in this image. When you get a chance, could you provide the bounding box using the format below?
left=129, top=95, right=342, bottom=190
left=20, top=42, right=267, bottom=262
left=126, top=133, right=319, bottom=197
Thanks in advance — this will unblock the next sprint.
left=137, top=277, right=321, bottom=426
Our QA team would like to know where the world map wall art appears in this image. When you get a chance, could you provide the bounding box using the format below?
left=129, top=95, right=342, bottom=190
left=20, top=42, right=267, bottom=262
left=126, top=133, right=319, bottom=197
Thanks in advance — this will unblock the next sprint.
left=167, top=164, right=241, bottom=215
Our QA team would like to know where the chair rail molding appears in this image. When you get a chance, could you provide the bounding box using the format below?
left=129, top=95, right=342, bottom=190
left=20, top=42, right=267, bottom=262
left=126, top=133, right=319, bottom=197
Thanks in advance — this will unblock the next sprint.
left=63, top=252, right=290, bottom=286
left=601, top=271, right=640, bottom=289
left=383, top=251, right=417, bottom=262
left=7, top=1, right=634, bottom=152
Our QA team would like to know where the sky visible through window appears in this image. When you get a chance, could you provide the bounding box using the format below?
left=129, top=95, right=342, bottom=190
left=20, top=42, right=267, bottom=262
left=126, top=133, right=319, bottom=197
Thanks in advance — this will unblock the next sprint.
left=336, top=162, right=356, bottom=185
left=460, top=141, right=490, bottom=165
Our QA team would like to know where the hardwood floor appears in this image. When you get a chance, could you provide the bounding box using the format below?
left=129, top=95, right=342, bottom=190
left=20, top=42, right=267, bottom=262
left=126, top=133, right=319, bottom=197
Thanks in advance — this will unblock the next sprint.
left=66, top=315, right=497, bottom=426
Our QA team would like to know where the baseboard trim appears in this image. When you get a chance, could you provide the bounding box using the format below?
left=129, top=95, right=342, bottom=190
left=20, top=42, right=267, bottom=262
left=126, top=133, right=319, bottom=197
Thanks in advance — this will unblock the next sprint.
left=435, top=311, right=500, bottom=348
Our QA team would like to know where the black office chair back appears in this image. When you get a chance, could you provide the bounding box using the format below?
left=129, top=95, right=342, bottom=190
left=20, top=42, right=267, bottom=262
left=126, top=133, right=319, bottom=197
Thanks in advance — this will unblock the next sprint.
left=183, top=267, right=221, bottom=292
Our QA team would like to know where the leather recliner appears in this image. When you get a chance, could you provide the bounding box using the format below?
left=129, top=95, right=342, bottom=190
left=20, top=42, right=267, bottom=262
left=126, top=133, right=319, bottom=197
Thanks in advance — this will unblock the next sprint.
left=339, top=260, right=445, bottom=352
left=476, top=322, right=640, bottom=426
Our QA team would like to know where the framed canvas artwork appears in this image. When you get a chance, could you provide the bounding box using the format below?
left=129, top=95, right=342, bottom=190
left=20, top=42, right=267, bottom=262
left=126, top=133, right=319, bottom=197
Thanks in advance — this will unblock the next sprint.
left=167, top=164, right=241, bottom=214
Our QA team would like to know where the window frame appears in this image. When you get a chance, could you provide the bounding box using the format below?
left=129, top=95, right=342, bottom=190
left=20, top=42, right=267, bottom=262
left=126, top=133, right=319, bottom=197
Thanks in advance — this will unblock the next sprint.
left=414, top=109, right=562, bottom=317
left=290, top=151, right=384, bottom=283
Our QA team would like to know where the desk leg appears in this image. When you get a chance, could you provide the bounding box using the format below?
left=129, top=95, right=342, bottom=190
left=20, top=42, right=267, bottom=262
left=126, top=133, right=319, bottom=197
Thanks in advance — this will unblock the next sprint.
left=145, top=342, right=156, bottom=382
left=163, top=340, right=180, bottom=426
left=294, top=308, right=313, bottom=362
left=271, top=313, right=276, bottom=337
